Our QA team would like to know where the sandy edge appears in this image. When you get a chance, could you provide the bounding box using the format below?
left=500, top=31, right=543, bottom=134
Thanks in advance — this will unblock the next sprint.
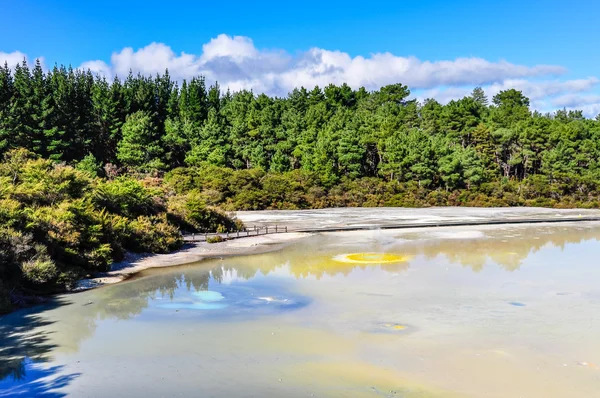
left=73, top=232, right=311, bottom=291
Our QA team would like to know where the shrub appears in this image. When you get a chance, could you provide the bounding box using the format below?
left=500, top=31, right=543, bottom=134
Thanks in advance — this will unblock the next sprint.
left=11, top=160, right=90, bottom=206
left=0, top=152, right=246, bottom=310
left=92, top=177, right=158, bottom=218
left=84, top=244, right=114, bottom=272
left=0, top=228, right=36, bottom=280
left=76, top=154, right=103, bottom=177
left=127, top=215, right=183, bottom=253
left=0, top=199, right=22, bottom=228
left=21, top=257, right=58, bottom=284
left=166, top=193, right=241, bottom=233
left=206, top=235, right=224, bottom=244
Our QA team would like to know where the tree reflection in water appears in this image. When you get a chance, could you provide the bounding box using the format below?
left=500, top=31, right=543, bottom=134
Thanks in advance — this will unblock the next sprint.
left=411, top=225, right=600, bottom=272
left=1, top=223, right=599, bottom=395
left=206, top=224, right=600, bottom=277
left=0, top=299, right=80, bottom=396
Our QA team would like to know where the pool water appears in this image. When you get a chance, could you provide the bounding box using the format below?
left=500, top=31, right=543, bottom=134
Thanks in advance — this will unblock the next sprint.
left=2, top=223, right=600, bottom=397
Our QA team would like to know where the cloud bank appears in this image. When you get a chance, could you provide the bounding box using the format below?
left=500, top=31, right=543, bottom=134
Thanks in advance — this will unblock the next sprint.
left=2, top=34, right=599, bottom=116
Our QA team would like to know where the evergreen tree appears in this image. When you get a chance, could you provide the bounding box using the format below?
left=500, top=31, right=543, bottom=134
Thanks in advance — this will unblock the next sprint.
left=117, top=111, right=164, bottom=171
left=9, top=60, right=34, bottom=151
left=471, top=87, right=488, bottom=107
left=0, top=63, right=14, bottom=155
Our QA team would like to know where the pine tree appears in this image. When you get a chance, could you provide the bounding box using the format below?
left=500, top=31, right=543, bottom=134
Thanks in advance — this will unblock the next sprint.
left=208, top=83, right=221, bottom=113
left=29, top=59, right=47, bottom=154
left=185, top=108, right=227, bottom=167
left=9, top=60, right=34, bottom=151
left=155, top=70, right=174, bottom=136
left=0, top=63, right=14, bottom=155
left=91, top=76, right=123, bottom=164
left=338, top=127, right=364, bottom=179
left=471, top=87, right=488, bottom=107
left=117, top=111, right=164, bottom=171
left=40, top=67, right=65, bottom=160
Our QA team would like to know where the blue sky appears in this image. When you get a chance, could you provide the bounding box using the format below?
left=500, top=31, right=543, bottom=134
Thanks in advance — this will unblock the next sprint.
left=2, top=0, right=600, bottom=115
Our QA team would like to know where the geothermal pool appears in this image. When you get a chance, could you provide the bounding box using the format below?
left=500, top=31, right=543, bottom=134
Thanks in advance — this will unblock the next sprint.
left=2, top=223, right=600, bottom=397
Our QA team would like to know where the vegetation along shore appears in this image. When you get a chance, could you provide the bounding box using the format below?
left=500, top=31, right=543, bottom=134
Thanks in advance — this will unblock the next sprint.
left=2, top=60, right=600, bottom=312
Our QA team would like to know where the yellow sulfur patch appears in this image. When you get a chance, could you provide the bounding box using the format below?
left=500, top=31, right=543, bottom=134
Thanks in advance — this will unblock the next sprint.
left=333, top=252, right=409, bottom=264
left=380, top=323, right=408, bottom=331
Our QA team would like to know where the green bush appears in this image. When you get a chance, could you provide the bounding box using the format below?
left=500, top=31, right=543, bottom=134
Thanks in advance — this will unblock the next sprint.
left=166, top=193, right=241, bottom=233
left=206, top=235, right=224, bottom=244
left=127, top=215, right=183, bottom=253
left=0, top=150, right=240, bottom=312
left=21, top=257, right=58, bottom=284
left=76, top=154, right=103, bottom=177
left=92, top=177, right=158, bottom=218
left=0, top=199, right=22, bottom=228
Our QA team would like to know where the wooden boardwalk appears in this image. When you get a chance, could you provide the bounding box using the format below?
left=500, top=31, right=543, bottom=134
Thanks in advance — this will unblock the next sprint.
left=183, top=225, right=288, bottom=242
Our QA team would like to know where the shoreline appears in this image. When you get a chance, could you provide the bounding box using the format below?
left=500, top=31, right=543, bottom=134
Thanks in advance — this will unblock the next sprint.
left=74, top=212, right=600, bottom=292
left=73, top=232, right=311, bottom=291
left=71, top=206, right=600, bottom=293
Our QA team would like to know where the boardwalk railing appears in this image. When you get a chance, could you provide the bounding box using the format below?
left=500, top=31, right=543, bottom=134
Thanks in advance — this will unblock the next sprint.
left=183, top=225, right=288, bottom=242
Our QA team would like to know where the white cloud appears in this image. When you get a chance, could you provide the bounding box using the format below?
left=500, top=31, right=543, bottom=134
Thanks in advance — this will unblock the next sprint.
left=80, top=60, right=113, bottom=78
left=0, top=51, right=45, bottom=70
left=548, top=94, right=600, bottom=118
left=416, top=86, right=473, bottom=104
left=568, top=104, right=600, bottom=118
left=416, top=77, right=600, bottom=117
left=75, top=34, right=567, bottom=95
left=487, top=78, right=599, bottom=101
left=200, top=34, right=258, bottom=61
left=551, top=93, right=600, bottom=108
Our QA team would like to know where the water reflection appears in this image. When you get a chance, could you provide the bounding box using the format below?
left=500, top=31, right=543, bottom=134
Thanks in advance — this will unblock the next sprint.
left=0, top=299, right=80, bottom=395
left=411, top=225, right=600, bottom=272
left=0, top=362, right=79, bottom=398
left=205, top=224, right=600, bottom=278
left=153, top=278, right=310, bottom=315
left=0, top=267, right=311, bottom=380
left=2, top=223, right=600, bottom=394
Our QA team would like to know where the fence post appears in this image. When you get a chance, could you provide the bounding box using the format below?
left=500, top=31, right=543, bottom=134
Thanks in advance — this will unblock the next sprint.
left=275, top=225, right=278, bottom=233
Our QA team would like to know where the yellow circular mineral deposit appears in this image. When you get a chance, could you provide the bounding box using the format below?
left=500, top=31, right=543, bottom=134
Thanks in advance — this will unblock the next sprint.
left=333, top=252, right=408, bottom=264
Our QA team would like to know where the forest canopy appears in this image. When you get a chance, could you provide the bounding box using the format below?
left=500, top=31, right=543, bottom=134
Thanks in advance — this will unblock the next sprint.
left=1, top=59, right=598, bottom=202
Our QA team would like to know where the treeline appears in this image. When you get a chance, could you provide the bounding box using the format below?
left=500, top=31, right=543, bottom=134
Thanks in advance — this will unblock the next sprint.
left=2, top=60, right=600, bottom=199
